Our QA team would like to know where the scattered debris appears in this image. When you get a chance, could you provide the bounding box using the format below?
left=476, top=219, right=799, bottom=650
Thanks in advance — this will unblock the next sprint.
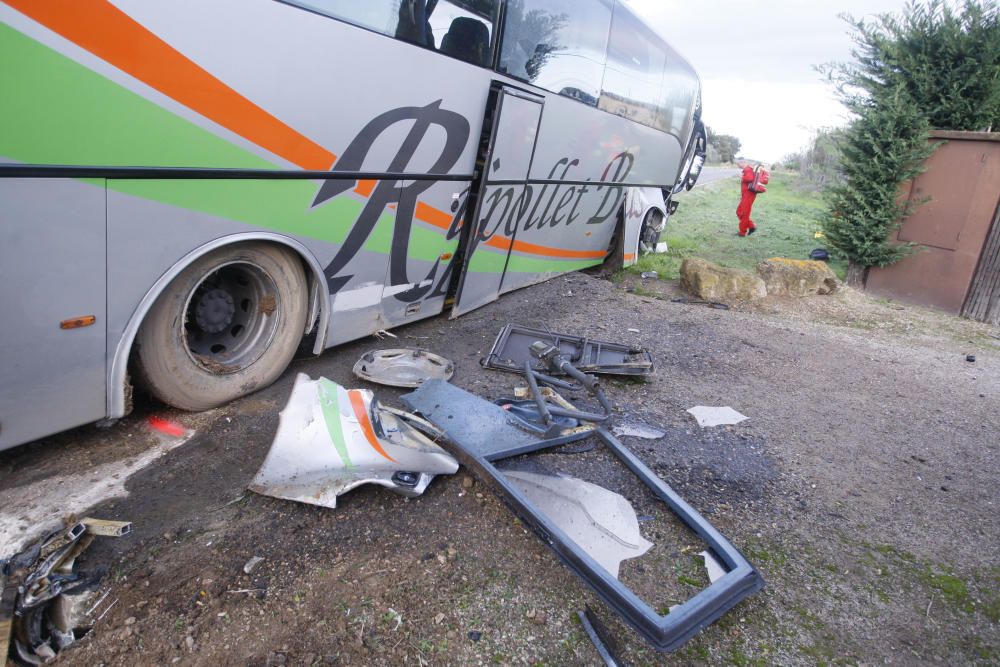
left=577, top=608, right=623, bottom=667
left=372, top=329, right=398, bottom=340
left=402, top=380, right=764, bottom=653
left=503, top=471, right=653, bottom=578
left=700, top=550, right=728, bottom=584
left=686, top=406, right=749, bottom=428
left=243, top=556, right=265, bottom=575
left=670, top=296, right=730, bottom=310
left=2, top=519, right=130, bottom=664
left=249, top=374, right=458, bottom=508
left=352, top=348, right=454, bottom=388
left=482, top=324, right=654, bottom=377
left=612, top=421, right=666, bottom=440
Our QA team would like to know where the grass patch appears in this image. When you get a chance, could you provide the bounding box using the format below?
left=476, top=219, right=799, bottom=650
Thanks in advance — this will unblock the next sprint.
left=631, top=171, right=846, bottom=280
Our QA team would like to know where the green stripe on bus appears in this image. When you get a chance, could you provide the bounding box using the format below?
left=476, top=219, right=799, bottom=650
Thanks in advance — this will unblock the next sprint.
left=505, top=255, right=600, bottom=274
left=0, top=23, right=274, bottom=170
left=0, top=25, right=453, bottom=256
left=317, top=379, right=354, bottom=470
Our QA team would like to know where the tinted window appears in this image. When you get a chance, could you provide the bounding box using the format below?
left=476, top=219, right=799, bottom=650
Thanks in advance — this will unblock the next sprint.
left=600, top=5, right=697, bottom=136
left=283, top=0, right=498, bottom=67
left=499, top=0, right=612, bottom=105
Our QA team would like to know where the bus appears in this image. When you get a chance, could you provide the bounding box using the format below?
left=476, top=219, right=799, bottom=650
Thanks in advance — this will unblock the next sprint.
left=0, top=0, right=705, bottom=450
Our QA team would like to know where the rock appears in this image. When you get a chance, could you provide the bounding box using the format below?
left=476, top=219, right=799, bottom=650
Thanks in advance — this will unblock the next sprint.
left=680, top=258, right=766, bottom=302
left=462, top=476, right=474, bottom=489
left=755, top=258, right=838, bottom=297
left=124, top=616, right=136, bottom=626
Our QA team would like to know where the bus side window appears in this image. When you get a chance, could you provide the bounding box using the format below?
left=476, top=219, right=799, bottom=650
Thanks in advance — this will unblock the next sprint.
left=600, top=6, right=696, bottom=137
left=284, top=0, right=402, bottom=37
left=284, top=0, right=498, bottom=68
left=428, top=0, right=499, bottom=67
left=498, top=0, right=612, bottom=106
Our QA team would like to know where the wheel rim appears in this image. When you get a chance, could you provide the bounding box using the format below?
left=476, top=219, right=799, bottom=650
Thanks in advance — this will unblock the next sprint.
left=182, top=261, right=280, bottom=374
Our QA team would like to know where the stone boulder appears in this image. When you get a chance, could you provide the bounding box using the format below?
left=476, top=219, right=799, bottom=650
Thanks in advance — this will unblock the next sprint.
left=756, top=258, right=838, bottom=297
left=680, top=258, right=767, bottom=302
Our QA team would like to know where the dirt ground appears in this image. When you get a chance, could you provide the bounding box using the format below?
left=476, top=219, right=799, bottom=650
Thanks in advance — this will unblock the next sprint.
left=2, top=271, right=998, bottom=666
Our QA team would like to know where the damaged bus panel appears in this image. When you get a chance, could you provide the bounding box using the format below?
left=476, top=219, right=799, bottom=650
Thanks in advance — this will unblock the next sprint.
left=250, top=374, right=458, bottom=508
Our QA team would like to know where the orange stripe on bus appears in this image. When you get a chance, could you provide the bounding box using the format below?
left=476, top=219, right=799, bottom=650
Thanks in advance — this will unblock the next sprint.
left=491, top=236, right=606, bottom=260
left=7, top=0, right=336, bottom=170
left=353, top=179, right=377, bottom=197
left=624, top=253, right=636, bottom=261
left=347, top=390, right=398, bottom=464
left=415, top=201, right=453, bottom=230
left=418, top=202, right=603, bottom=259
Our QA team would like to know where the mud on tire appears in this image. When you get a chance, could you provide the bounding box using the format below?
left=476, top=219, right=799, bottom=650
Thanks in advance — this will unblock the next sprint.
left=134, top=243, right=309, bottom=411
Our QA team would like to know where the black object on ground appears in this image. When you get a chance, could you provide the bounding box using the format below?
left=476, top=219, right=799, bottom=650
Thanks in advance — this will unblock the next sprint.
left=670, top=297, right=730, bottom=310
left=482, top=324, right=653, bottom=377
left=966, top=354, right=976, bottom=363
left=402, top=380, right=764, bottom=653
left=809, top=248, right=830, bottom=261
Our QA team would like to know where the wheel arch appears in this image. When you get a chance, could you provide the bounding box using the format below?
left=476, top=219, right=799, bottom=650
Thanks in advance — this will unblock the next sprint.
left=107, top=232, right=329, bottom=418
left=623, top=188, right=668, bottom=266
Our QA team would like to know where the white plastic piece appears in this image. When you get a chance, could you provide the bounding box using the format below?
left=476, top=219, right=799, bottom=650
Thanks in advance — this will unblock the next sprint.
left=700, top=550, right=727, bottom=583
left=686, top=406, right=749, bottom=428
left=504, top=471, right=653, bottom=578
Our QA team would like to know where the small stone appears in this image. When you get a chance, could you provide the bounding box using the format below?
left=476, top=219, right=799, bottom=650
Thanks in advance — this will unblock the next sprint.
left=532, top=612, right=547, bottom=626
left=468, top=630, right=482, bottom=642
left=462, top=476, right=474, bottom=489
left=124, top=616, right=136, bottom=626
left=525, top=609, right=536, bottom=619
left=966, top=355, right=976, bottom=363
left=446, top=548, right=457, bottom=561
left=185, top=636, right=195, bottom=652
left=434, top=613, right=445, bottom=625
left=436, top=554, right=447, bottom=565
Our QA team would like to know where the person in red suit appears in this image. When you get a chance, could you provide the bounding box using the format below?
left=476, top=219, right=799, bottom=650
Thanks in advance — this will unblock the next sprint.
left=736, top=160, right=757, bottom=237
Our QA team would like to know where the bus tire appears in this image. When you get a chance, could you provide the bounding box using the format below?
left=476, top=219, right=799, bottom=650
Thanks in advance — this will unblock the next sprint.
left=134, top=242, right=309, bottom=411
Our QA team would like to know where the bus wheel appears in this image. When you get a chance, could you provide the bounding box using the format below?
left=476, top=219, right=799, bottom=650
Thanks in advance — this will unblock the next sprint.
left=135, top=243, right=309, bottom=411
left=638, top=209, right=665, bottom=255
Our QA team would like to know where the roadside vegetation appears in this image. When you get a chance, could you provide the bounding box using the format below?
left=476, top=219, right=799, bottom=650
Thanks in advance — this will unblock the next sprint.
left=630, top=171, right=847, bottom=282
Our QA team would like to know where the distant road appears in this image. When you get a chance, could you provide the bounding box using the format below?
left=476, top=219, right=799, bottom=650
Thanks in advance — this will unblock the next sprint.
left=689, top=166, right=739, bottom=189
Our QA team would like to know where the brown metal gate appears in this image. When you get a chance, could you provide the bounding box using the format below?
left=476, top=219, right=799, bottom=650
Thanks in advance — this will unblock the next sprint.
left=865, top=131, right=1000, bottom=318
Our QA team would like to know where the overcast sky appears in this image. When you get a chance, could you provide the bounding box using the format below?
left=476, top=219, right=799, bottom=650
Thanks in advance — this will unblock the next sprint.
left=627, top=0, right=911, bottom=162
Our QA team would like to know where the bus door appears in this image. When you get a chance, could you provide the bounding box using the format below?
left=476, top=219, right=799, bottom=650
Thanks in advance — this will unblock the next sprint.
left=451, top=85, right=543, bottom=317
left=0, top=179, right=107, bottom=449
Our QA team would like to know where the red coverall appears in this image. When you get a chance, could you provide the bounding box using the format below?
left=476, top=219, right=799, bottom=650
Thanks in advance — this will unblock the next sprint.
left=736, top=165, right=757, bottom=236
